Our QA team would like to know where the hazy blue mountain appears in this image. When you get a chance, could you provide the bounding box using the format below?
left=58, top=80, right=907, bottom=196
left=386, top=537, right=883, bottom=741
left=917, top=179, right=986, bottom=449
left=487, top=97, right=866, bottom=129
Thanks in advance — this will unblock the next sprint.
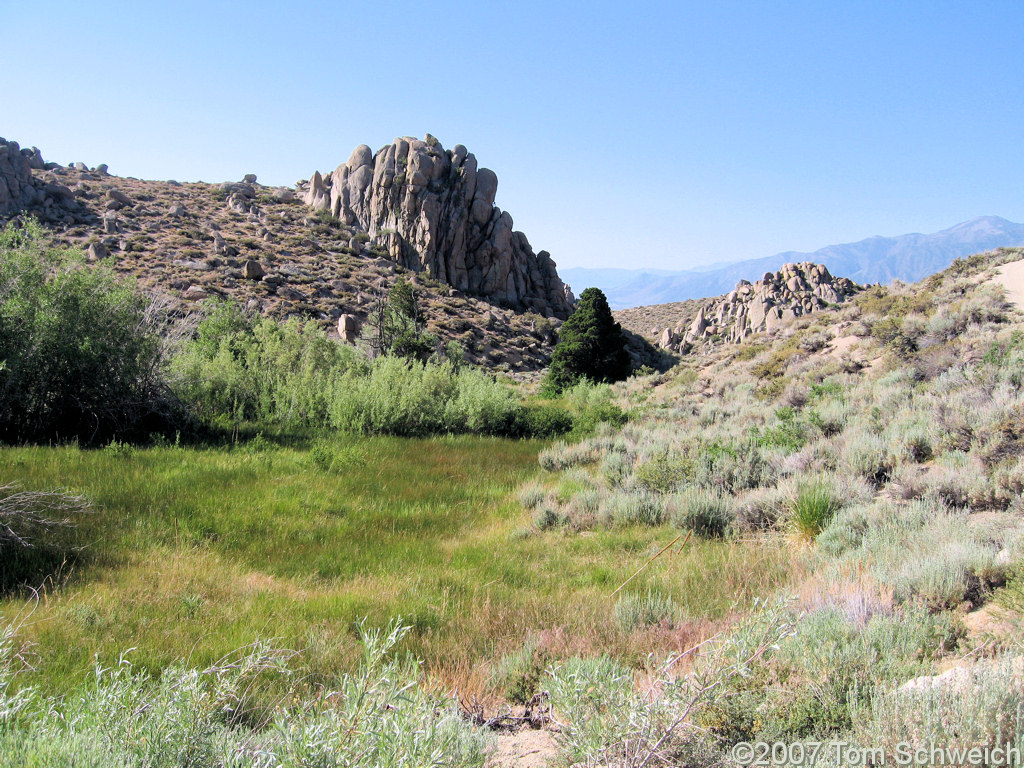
left=562, top=217, right=1024, bottom=309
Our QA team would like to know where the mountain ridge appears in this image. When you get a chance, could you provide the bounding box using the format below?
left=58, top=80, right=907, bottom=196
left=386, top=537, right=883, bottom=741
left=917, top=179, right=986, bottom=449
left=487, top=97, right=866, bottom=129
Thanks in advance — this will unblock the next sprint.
left=562, top=216, right=1024, bottom=309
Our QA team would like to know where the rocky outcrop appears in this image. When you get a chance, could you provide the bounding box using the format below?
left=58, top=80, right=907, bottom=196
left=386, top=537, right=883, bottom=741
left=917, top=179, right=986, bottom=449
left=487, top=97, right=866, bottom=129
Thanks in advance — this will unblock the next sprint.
left=302, top=135, right=574, bottom=319
left=0, top=138, right=79, bottom=220
left=657, top=262, right=861, bottom=352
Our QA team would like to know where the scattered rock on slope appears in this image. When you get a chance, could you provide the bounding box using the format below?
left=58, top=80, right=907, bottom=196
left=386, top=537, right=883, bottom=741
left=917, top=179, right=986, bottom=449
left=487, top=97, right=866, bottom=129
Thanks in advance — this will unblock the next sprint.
left=301, top=135, right=575, bottom=320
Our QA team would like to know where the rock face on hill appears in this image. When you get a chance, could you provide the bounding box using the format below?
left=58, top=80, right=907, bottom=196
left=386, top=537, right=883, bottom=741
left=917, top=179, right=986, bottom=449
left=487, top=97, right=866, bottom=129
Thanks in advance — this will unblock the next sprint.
left=655, top=262, right=861, bottom=353
left=302, top=135, right=574, bottom=320
left=0, top=138, right=81, bottom=222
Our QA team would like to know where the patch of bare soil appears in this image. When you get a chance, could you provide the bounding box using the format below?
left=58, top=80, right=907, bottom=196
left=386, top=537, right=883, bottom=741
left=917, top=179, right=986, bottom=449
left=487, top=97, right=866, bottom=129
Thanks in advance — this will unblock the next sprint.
left=991, top=258, right=1024, bottom=310
left=486, top=728, right=560, bottom=768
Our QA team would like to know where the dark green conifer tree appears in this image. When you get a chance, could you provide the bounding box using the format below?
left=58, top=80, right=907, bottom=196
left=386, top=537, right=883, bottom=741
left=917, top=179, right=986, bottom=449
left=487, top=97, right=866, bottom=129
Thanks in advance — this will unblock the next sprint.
left=543, top=287, right=630, bottom=394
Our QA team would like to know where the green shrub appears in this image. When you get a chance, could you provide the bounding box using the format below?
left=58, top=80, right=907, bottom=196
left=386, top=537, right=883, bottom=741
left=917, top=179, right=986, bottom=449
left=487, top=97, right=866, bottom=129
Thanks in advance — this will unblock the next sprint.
left=103, top=439, right=136, bottom=458
left=850, top=656, right=1024, bottom=759
left=604, top=490, right=666, bottom=526
left=841, top=429, right=893, bottom=486
left=754, top=406, right=810, bottom=452
left=518, top=481, right=546, bottom=510
left=543, top=288, right=630, bottom=394
left=533, top=505, right=561, bottom=530
left=490, top=639, right=549, bottom=704
left=0, top=221, right=171, bottom=443
left=753, top=607, right=956, bottom=740
left=634, top=451, right=692, bottom=493
left=671, top=486, right=732, bottom=537
left=546, top=655, right=648, bottom=763
left=564, top=381, right=627, bottom=435
left=0, top=618, right=487, bottom=768
left=172, top=301, right=358, bottom=430
left=692, top=439, right=770, bottom=492
left=173, top=302, right=561, bottom=439
left=514, top=404, right=574, bottom=438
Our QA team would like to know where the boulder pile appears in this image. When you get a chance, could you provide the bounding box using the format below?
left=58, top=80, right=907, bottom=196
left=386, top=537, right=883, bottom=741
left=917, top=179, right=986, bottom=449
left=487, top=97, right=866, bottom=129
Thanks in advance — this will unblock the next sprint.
left=0, top=138, right=79, bottom=221
left=657, top=262, right=861, bottom=352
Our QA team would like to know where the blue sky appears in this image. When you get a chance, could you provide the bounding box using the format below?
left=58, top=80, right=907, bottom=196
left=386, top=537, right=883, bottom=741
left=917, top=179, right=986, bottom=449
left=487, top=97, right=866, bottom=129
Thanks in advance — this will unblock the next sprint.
left=4, top=1, right=1022, bottom=269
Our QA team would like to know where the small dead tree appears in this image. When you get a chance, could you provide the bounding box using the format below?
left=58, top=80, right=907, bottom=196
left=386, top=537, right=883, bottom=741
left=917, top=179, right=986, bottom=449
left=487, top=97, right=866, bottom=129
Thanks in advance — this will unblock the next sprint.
left=0, top=485, right=91, bottom=590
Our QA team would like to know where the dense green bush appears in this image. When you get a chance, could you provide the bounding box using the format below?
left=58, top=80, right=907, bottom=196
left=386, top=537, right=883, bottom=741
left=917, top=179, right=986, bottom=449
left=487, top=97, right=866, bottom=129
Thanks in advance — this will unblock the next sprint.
left=0, top=227, right=620, bottom=444
left=172, top=300, right=584, bottom=438
left=0, top=222, right=170, bottom=442
left=171, top=300, right=356, bottom=429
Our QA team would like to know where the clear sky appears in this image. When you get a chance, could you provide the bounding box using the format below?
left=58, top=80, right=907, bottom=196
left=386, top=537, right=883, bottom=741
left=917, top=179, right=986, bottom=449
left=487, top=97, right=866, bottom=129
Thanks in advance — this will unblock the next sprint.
left=4, top=1, right=1023, bottom=270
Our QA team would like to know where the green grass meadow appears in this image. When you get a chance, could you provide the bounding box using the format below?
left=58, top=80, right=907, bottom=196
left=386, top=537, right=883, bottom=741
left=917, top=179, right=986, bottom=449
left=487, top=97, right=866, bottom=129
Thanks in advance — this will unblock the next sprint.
left=0, top=437, right=792, bottom=698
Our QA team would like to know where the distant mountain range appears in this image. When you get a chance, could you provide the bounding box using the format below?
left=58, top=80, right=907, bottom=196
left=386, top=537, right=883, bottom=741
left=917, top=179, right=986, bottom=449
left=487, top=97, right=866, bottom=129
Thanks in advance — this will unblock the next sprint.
left=561, top=217, right=1024, bottom=309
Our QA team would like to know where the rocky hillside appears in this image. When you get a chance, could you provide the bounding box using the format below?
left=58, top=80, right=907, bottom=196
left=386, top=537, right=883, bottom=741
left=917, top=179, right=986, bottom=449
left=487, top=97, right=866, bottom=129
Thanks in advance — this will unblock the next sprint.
left=302, top=135, right=574, bottom=319
left=617, top=261, right=861, bottom=354
left=0, top=136, right=581, bottom=375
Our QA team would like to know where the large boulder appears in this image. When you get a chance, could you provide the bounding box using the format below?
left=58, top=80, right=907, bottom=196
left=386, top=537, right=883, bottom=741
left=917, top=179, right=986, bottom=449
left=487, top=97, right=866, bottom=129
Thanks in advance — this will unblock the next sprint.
left=303, top=135, right=574, bottom=319
left=337, top=314, right=360, bottom=343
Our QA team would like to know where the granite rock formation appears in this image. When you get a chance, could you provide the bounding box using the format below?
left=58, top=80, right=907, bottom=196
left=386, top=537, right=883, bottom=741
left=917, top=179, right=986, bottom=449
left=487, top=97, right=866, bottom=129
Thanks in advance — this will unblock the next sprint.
left=302, top=135, right=574, bottom=319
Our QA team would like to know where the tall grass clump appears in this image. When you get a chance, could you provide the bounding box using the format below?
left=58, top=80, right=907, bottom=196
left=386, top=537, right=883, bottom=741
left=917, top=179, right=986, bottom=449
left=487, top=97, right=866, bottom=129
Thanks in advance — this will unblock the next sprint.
left=0, top=619, right=33, bottom=728
left=789, top=479, right=842, bottom=538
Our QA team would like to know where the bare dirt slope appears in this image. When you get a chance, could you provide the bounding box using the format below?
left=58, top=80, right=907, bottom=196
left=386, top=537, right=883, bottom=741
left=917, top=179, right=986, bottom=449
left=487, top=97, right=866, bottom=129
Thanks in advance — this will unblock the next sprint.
left=993, top=258, right=1024, bottom=309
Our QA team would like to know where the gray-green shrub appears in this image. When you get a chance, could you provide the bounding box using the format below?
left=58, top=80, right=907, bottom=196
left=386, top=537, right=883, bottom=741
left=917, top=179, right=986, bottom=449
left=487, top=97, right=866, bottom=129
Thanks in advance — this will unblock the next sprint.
left=614, top=590, right=676, bottom=631
left=671, top=486, right=732, bottom=537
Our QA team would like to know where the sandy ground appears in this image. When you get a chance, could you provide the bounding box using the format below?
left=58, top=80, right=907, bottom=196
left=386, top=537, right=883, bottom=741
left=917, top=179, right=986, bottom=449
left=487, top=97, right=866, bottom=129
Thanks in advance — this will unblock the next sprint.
left=993, top=259, right=1024, bottom=309
left=828, top=335, right=861, bottom=357
left=486, top=729, right=559, bottom=768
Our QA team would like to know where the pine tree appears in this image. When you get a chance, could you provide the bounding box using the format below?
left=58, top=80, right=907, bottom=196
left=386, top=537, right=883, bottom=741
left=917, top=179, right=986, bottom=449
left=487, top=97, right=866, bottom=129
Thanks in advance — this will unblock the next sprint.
left=543, top=287, right=630, bottom=394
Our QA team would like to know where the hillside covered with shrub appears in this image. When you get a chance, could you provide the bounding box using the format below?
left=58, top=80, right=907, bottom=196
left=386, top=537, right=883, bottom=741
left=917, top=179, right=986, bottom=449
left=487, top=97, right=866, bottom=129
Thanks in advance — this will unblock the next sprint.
left=521, top=246, right=1024, bottom=764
